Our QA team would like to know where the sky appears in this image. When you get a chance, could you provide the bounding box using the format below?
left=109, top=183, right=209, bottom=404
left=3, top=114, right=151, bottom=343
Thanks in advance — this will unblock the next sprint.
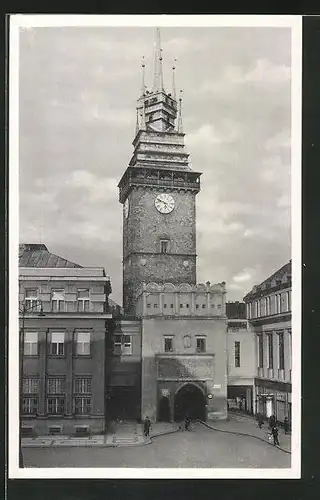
left=18, top=25, right=291, bottom=306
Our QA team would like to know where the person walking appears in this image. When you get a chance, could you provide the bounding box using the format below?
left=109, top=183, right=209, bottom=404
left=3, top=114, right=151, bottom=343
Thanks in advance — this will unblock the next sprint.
left=257, top=413, right=264, bottom=429
left=283, top=417, right=290, bottom=435
left=184, top=414, right=190, bottom=431
left=271, top=425, right=280, bottom=446
left=143, top=416, right=151, bottom=438
left=269, top=414, right=276, bottom=430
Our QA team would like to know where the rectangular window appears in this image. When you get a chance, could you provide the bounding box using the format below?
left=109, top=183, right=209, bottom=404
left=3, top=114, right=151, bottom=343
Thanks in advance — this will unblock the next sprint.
left=25, top=288, right=40, bottom=311
left=278, top=332, right=285, bottom=370
left=234, top=341, right=240, bottom=367
left=287, top=290, right=291, bottom=311
left=163, top=303, right=167, bottom=308
left=24, top=332, right=38, bottom=355
left=51, top=289, right=65, bottom=312
left=278, top=294, right=282, bottom=314
left=267, top=334, right=274, bottom=369
left=147, top=303, right=151, bottom=308
left=23, top=378, right=39, bottom=394
left=75, top=331, right=91, bottom=355
left=154, top=303, right=157, bottom=308
left=186, top=304, right=189, bottom=309
left=160, top=240, right=169, bottom=254
left=113, top=334, right=132, bottom=355
left=22, top=397, right=38, bottom=415
left=170, top=303, right=174, bottom=309
left=77, top=289, right=90, bottom=312
left=73, top=397, right=92, bottom=415
left=47, top=397, right=65, bottom=415
left=73, top=378, right=92, bottom=394
left=196, top=337, right=206, bottom=353
left=202, top=304, right=206, bottom=309
left=258, top=334, right=264, bottom=368
left=122, top=335, right=132, bottom=355
left=114, top=334, right=122, bottom=355
left=50, top=332, right=65, bottom=355
left=164, top=337, right=173, bottom=352
left=47, top=377, right=65, bottom=394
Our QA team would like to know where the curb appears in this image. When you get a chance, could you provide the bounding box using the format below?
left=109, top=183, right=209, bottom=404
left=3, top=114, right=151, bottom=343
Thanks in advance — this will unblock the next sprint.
left=199, top=421, right=291, bottom=455
left=22, top=428, right=180, bottom=449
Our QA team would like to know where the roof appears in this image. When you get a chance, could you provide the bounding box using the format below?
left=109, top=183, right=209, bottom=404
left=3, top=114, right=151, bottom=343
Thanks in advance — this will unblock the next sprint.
left=243, top=260, right=291, bottom=300
left=19, top=244, right=82, bottom=269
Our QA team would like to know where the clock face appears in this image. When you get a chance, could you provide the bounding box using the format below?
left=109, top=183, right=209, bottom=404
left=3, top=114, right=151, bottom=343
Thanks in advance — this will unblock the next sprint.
left=124, top=198, right=129, bottom=219
left=155, top=193, right=175, bottom=214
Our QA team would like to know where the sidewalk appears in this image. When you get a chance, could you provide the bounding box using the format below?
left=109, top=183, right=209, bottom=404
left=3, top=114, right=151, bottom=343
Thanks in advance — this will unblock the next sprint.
left=22, top=421, right=179, bottom=448
left=203, top=413, right=291, bottom=453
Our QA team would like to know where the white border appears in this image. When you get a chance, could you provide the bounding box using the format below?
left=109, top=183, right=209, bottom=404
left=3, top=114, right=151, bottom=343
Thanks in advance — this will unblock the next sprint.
left=8, top=14, right=302, bottom=479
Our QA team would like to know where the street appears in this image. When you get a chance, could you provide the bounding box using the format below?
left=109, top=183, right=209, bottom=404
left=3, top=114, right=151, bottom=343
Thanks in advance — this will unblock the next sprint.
left=23, top=424, right=290, bottom=468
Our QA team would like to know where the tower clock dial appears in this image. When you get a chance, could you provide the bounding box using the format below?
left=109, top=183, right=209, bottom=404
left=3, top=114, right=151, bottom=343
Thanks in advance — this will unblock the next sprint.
left=124, top=198, right=129, bottom=219
left=155, top=193, right=175, bottom=214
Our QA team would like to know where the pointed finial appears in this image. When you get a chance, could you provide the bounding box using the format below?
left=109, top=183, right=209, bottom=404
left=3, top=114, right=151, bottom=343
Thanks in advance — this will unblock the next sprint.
left=172, top=58, right=177, bottom=99
left=178, top=89, right=183, bottom=133
left=141, top=56, right=146, bottom=96
left=152, top=27, right=164, bottom=92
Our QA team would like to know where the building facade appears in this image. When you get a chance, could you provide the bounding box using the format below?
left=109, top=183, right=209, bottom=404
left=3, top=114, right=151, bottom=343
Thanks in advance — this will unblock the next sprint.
left=226, top=302, right=256, bottom=414
left=19, top=244, right=112, bottom=436
left=113, top=29, right=228, bottom=422
left=243, top=261, right=292, bottom=424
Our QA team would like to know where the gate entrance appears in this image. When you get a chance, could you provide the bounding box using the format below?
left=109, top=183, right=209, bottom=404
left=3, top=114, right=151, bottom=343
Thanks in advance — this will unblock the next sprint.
left=158, top=396, right=171, bottom=422
left=174, top=384, right=206, bottom=422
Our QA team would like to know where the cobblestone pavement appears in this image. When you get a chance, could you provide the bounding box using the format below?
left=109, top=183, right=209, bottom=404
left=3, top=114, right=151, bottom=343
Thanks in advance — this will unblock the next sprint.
left=23, top=423, right=291, bottom=469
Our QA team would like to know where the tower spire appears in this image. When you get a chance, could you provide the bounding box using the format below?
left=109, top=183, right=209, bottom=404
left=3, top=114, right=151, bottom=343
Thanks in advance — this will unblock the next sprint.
left=172, top=58, right=177, bottom=99
left=178, top=89, right=183, bottom=133
left=152, top=27, right=164, bottom=92
left=141, top=56, right=146, bottom=96
left=135, top=106, right=139, bottom=135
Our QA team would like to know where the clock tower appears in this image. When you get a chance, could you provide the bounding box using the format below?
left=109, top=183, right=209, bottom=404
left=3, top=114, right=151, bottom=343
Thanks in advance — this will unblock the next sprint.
left=118, top=29, right=202, bottom=314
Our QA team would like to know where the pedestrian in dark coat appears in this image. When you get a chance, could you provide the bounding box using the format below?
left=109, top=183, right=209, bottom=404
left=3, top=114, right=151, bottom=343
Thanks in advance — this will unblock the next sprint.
left=184, top=414, right=190, bottom=431
left=257, top=413, right=264, bottom=429
left=269, top=414, right=276, bottom=429
left=143, top=416, right=151, bottom=438
left=271, top=425, right=279, bottom=446
left=283, top=417, right=290, bottom=435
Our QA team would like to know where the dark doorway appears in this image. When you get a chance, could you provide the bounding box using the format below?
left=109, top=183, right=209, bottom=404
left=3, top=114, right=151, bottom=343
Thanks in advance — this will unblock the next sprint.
left=174, top=384, right=206, bottom=422
left=158, top=396, right=171, bottom=422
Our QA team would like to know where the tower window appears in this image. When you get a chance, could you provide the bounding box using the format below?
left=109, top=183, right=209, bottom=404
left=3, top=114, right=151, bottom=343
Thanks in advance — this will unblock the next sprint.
left=186, top=304, right=189, bottom=308
left=234, top=341, right=241, bottom=367
left=160, top=240, right=169, bottom=253
left=164, top=337, right=173, bottom=352
left=196, top=337, right=206, bottom=353
left=164, top=303, right=167, bottom=308
left=202, top=304, right=206, bottom=309
left=170, top=304, right=174, bottom=309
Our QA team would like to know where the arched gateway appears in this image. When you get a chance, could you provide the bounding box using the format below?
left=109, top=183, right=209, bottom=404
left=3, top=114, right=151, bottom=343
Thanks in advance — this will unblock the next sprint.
left=174, top=383, right=206, bottom=422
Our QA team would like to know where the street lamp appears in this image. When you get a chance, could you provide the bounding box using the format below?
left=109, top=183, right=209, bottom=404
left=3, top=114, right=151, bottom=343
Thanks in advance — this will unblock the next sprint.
left=19, top=299, right=45, bottom=468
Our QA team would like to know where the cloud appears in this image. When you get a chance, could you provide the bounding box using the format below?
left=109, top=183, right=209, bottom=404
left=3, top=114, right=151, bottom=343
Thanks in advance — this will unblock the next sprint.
left=233, top=271, right=252, bottom=283
left=18, top=26, right=292, bottom=304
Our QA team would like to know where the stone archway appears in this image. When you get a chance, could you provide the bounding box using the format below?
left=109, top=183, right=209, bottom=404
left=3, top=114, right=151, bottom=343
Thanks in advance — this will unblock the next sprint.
left=174, top=383, right=206, bottom=422
left=158, top=396, right=171, bottom=422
